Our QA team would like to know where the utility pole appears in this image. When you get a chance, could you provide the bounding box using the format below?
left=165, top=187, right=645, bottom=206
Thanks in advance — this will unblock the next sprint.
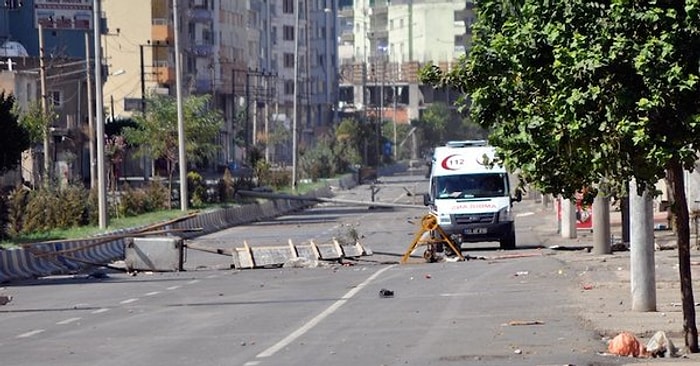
left=138, top=43, right=150, bottom=181
left=393, top=81, right=397, bottom=160
left=264, top=72, right=270, bottom=162
left=629, top=180, right=656, bottom=312
left=38, top=24, right=51, bottom=186
left=231, top=67, right=237, bottom=164
left=292, top=0, right=300, bottom=190
left=173, top=0, right=188, bottom=211
left=93, top=0, right=108, bottom=229
left=245, top=69, right=251, bottom=158
left=379, top=57, right=384, bottom=163
left=252, top=71, right=258, bottom=150
left=139, top=44, right=146, bottom=112
left=85, top=32, right=96, bottom=189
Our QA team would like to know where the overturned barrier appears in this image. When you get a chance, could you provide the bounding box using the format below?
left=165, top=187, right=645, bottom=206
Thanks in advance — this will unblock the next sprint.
left=231, top=239, right=372, bottom=269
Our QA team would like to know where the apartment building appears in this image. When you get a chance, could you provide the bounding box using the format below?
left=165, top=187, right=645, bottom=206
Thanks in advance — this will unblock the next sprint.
left=2, top=0, right=340, bottom=180
left=267, top=0, right=338, bottom=152
left=1, top=0, right=94, bottom=186
left=338, top=0, right=474, bottom=123
left=102, top=0, right=338, bottom=166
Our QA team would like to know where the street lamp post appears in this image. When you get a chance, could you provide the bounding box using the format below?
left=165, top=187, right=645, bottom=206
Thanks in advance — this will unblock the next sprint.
left=84, top=32, right=96, bottom=189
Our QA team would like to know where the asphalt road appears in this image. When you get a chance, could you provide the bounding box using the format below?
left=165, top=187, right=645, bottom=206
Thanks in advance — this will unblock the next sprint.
left=0, top=172, right=633, bottom=366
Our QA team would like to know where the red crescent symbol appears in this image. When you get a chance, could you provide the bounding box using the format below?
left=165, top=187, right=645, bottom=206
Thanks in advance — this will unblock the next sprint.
left=441, top=154, right=459, bottom=170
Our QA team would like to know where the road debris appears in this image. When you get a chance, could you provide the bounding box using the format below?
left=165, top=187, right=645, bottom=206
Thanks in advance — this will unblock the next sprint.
left=0, top=294, right=12, bottom=305
left=504, top=320, right=544, bottom=326
left=379, top=288, right=394, bottom=298
left=607, top=331, right=650, bottom=358
left=646, top=331, right=679, bottom=358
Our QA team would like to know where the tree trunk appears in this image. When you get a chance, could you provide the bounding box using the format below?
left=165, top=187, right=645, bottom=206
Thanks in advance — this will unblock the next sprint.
left=667, top=159, right=699, bottom=352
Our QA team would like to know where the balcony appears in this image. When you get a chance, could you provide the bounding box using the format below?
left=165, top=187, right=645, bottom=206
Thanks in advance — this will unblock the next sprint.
left=190, top=44, right=213, bottom=58
left=151, top=18, right=173, bottom=44
left=338, top=6, right=354, bottom=18
left=154, top=62, right=175, bottom=85
left=367, top=28, right=388, bottom=40
left=189, top=7, right=213, bottom=23
left=340, top=31, right=354, bottom=43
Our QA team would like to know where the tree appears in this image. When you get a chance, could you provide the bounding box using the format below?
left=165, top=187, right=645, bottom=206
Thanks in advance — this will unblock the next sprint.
left=420, top=0, right=700, bottom=351
left=335, top=118, right=364, bottom=166
left=123, top=94, right=223, bottom=200
left=416, top=103, right=488, bottom=154
left=16, top=100, right=56, bottom=186
left=0, top=93, right=30, bottom=174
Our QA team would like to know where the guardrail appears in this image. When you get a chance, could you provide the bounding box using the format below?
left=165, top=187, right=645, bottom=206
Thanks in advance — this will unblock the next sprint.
left=0, top=184, right=338, bottom=283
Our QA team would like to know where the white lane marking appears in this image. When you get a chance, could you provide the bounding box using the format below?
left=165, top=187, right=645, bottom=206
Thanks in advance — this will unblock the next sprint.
left=56, top=317, right=81, bottom=325
left=92, top=308, right=109, bottom=314
left=516, top=211, right=535, bottom=217
left=166, top=285, right=181, bottom=290
left=17, top=329, right=45, bottom=338
left=440, top=293, right=476, bottom=297
left=244, top=362, right=261, bottom=366
left=145, top=291, right=160, bottom=296
left=187, top=280, right=200, bottom=285
left=256, top=265, right=395, bottom=358
left=120, top=298, right=139, bottom=305
left=205, top=275, right=218, bottom=279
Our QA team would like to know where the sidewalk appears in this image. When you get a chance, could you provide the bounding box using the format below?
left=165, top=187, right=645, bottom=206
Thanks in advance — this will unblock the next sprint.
left=533, top=199, right=700, bottom=364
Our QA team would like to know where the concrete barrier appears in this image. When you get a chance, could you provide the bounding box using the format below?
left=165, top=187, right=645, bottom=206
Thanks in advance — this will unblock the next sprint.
left=230, top=238, right=372, bottom=269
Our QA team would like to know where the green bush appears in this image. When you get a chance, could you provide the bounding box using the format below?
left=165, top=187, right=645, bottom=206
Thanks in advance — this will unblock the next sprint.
left=6, top=185, right=27, bottom=236
left=145, top=180, right=169, bottom=211
left=187, top=171, right=207, bottom=208
left=217, top=169, right=235, bottom=202
left=0, top=190, right=8, bottom=239
left=55, top=185, right=89, bottom=229
left=269, top=170, right=291, bottom=189
left=118, top=183, right=149, bottom=217
left=23, top=189, right=58, bottom=233
left=87, top=188, right=98, bottom=226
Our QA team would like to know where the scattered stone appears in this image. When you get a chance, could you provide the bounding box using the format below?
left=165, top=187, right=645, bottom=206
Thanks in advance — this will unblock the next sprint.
left=0, top=294, right=12, bottom=305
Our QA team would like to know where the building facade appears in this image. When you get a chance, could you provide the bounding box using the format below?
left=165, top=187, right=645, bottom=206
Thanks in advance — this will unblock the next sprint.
left=338, top=0, right=474, bottom=124
left=2, top=0, right=341, bottom=185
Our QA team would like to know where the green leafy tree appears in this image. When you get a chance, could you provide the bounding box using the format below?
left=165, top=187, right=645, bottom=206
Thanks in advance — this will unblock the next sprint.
left=16, top=101, right=56, bottom=186
left=124, top=94, right=223, bottom=199
left=335, top=118, right=364, bottom=166
left=421, top=0, right=700, bottom=351
left=416, top=103, right=488, bottom=154
left=0, top=93, right=30, bottom=173
left=105, top=135, right=127, bottom=192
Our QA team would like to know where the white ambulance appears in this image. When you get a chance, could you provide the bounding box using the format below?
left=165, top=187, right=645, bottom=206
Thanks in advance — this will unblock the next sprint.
left=423, top=140, right=521, bottom=249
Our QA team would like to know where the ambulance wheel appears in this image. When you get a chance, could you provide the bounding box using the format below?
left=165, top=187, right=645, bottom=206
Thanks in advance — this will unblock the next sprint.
left=499, top=229, right=516, bottom=250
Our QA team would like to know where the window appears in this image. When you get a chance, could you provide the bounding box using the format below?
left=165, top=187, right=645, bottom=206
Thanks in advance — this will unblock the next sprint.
left=283, top=25, right=295, bottom=41
left=48, top=90, right=62, bottom=108
left=283, top=0, right=294, bottom=14
left=283, top=53, right=295, bottom=68
left=284, top=80, right=294, bottom=95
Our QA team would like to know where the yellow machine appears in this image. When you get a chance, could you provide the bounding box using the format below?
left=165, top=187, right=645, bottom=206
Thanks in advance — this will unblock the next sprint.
left=402, top=214, right=465, bottom=263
